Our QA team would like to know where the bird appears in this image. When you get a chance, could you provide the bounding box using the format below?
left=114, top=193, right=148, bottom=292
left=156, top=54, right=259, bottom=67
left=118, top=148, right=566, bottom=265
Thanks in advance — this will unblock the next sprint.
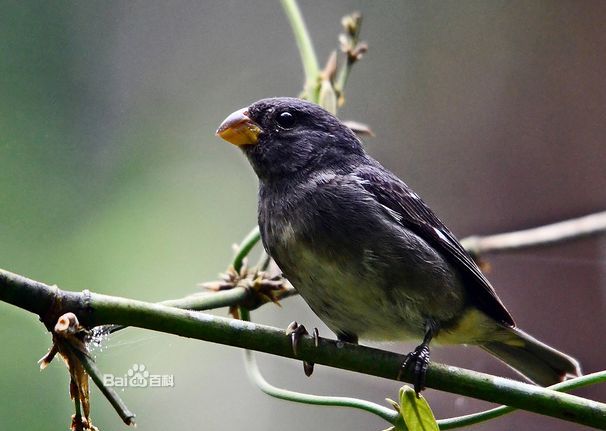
left=216, top=97, right=581, bottom=391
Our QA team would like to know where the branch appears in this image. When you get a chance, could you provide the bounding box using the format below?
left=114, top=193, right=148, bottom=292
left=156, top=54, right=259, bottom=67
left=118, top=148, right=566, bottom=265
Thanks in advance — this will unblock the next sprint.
left=2, top=269, right=606, bottom=429
left=438, top=370, right=606, bottom=429
left=281, top=0, right=320, bottom=101
left=461, top=210, right=606, bottom=256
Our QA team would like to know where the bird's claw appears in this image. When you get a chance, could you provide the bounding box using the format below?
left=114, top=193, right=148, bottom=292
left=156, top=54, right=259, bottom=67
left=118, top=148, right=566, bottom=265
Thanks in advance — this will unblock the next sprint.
left=303, top=360, right=314, bottom=377
left=285, top=322, right=319, bottom=377
left=399, top=343, right=430, bottom=395
left=285, top=321, right=308, bottom=356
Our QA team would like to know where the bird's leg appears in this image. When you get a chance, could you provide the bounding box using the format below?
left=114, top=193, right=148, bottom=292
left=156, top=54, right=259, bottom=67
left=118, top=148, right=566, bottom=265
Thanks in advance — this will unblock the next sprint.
left=285, top=321, right=319, bottom=377
left=399, top=320, right=439, bottom=394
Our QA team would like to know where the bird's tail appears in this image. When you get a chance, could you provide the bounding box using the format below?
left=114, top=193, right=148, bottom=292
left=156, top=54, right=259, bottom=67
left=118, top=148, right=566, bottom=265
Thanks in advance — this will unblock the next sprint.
left=481, top=326, right=581, bottom=386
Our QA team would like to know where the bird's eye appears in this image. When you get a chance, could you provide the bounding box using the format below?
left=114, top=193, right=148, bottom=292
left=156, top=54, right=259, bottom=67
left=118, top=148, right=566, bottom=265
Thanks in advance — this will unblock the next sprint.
left=276, top=111, right=296, bottom=129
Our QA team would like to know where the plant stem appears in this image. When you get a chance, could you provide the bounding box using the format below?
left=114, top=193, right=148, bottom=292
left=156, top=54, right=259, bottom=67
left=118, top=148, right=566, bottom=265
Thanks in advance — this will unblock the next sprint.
left=281, top=0, right=320, bottom=102
left=233, top=226, right=261, bottom=272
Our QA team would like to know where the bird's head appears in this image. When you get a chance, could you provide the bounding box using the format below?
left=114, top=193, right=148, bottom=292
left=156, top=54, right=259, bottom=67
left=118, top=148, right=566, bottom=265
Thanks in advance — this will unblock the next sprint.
left=216, top=97, right=365, bottom=181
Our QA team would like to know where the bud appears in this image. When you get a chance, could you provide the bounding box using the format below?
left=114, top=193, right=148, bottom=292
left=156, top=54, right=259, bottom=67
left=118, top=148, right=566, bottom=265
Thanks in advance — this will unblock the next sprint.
left=341, top=11, right=362, bottom=37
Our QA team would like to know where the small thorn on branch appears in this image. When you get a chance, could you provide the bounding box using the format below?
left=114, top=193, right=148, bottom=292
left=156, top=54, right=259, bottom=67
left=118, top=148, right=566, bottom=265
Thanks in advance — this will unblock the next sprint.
left=201, top=263, right=292, bottom=319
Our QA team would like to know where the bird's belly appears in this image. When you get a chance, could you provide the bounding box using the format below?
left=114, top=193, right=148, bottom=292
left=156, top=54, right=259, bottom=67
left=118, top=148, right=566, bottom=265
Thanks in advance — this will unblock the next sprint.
left=280, top=245, right=435, bottom=341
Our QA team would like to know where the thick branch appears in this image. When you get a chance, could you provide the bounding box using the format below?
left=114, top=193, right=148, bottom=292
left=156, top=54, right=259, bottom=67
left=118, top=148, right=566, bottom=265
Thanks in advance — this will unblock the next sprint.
left=461, top=210, right=606, bottom=256
left=1, top=268, right=605, bottom=429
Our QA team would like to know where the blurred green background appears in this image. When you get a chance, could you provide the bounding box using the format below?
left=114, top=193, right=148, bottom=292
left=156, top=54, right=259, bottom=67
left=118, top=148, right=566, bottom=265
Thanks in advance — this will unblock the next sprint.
left=1, top=1, right=605, bottom=430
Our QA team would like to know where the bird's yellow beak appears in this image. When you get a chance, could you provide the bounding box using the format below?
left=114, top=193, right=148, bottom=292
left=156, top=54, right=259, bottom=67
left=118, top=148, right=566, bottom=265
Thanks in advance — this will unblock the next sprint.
left=216, top=108, right=262, bottom=146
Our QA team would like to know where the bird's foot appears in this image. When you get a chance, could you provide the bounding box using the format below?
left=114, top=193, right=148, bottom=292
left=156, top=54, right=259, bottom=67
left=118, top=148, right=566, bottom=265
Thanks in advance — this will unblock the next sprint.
left=285, top=321, right=319, bottom=377
left=399, top=343, right=430, bottom=395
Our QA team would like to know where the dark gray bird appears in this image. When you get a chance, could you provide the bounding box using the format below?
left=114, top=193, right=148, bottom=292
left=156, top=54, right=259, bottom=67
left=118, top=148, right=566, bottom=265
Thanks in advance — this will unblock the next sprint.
left=216, top=97, right=581, bottom=390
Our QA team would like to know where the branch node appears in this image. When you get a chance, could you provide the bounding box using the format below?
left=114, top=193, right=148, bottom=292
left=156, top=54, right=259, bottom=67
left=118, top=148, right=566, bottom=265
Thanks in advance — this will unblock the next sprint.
left=40, top=284, right=64, bottom=332
left=81, top=289, right=93, bottom=318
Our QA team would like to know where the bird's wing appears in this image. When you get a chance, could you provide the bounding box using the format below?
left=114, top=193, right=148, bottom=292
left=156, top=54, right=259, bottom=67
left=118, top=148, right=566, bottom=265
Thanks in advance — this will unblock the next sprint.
left=355, top=165, right=514, bottom=326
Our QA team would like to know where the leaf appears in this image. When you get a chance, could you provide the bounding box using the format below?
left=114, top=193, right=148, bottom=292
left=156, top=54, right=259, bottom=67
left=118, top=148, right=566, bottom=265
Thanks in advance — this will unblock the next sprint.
left=398, top=386, right=439, bottom=431
left=393, top=414, right=409, bottom=431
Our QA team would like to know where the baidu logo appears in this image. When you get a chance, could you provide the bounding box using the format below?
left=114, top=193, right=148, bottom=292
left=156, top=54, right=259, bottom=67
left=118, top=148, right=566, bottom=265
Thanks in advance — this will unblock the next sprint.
left=103, top=364, right=174, bottom=388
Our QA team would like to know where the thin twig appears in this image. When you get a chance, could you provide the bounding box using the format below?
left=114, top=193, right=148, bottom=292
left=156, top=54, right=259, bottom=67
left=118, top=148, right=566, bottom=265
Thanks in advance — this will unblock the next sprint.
left=69, top=346, right=136, bottom=426
left=334, top=12, right=363, bottom=96
left=461, top=210, right=606, bottom=256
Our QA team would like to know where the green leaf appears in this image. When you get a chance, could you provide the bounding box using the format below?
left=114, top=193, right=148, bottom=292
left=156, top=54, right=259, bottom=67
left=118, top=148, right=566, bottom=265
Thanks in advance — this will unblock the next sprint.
left=398, top=386, right=439, bottom=431
left=393, top=414, right=409, bottom=431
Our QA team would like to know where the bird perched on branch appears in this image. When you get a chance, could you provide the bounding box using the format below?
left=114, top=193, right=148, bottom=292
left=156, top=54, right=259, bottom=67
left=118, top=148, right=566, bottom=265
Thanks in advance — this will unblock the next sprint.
left=216, top=97, right=581, bottom=391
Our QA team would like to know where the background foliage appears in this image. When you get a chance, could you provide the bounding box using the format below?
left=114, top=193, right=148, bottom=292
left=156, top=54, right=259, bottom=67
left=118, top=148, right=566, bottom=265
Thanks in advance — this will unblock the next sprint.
left=1, top=1, right=605, bottom=429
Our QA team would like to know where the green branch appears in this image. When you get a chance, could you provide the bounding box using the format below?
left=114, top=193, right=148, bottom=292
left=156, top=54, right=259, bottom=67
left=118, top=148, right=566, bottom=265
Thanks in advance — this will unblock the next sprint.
left=1, top=268, right=606, bottom=429
left=438, top=371, right=606, bottom=429
left=281, top=0, right=320, bottom=102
